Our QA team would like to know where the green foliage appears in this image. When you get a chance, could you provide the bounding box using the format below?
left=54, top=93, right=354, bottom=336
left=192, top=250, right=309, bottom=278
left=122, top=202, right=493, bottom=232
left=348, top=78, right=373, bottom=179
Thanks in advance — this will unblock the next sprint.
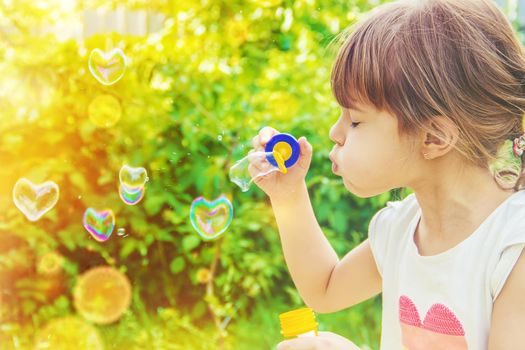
left=0, top=0, right=399, bottom=349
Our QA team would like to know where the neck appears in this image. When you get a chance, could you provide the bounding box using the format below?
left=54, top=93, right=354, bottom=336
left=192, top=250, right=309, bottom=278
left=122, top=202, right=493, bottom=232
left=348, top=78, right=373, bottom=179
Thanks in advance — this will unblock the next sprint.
left=410, top=162, right=515, bottom=243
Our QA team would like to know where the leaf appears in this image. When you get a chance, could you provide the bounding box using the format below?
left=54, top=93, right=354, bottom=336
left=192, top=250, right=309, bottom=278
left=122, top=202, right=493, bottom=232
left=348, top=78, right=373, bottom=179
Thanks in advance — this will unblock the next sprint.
left=182, top=235, right=201, bottom=252
left=170, top=256, right=186, bottom=274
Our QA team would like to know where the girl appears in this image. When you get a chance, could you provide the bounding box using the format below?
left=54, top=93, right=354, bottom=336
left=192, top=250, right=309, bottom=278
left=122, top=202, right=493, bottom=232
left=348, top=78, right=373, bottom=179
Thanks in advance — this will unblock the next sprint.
left=251, top=0, right=525, bottom=349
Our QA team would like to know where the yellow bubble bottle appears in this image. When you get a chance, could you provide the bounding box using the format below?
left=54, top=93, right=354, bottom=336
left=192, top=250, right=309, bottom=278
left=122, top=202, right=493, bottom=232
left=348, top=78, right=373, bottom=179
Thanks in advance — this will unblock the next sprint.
left=279, top=307, right=319, bottom=339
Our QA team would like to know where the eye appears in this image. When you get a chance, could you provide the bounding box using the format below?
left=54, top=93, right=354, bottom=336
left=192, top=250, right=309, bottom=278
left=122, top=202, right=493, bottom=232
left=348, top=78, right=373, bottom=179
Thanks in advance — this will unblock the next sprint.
left=351, top=122, right=360, bottom=128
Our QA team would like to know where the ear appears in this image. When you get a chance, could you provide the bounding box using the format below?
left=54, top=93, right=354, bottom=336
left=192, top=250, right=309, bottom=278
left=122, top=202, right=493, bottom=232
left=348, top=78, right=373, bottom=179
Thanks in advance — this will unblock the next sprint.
left=420, top=116, right=459, bottom=159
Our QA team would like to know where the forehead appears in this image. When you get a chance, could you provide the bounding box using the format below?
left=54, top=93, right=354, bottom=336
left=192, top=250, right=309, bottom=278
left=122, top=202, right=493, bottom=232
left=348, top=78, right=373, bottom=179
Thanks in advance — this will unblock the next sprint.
left=341, top=102, right=375, bottom=114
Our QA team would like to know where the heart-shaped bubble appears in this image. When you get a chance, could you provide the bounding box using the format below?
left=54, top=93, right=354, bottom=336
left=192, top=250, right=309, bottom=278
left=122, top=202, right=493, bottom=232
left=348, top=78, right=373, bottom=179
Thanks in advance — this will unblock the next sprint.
left=118, top=185, right=145, bottom=205
left=189, top=195, right=233, bottom=241
left=83, top=208, right=115, bottom=242
left=12, top=178, right=60, bottom=222
left=119, top=165, right=148, bottom=194
left=88, top=48, right=127, bottom=86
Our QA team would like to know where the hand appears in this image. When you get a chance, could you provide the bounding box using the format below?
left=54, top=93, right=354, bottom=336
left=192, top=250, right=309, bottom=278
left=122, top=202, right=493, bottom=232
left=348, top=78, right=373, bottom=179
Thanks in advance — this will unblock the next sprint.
left=276, top=331, right=362, bottom=350
left=249, top=126, right=313, bottom=200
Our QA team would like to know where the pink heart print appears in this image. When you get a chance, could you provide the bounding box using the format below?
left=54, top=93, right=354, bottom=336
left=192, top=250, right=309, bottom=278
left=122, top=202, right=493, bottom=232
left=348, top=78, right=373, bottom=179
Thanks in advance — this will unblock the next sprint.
left=399, top=295, right=467, bottom=349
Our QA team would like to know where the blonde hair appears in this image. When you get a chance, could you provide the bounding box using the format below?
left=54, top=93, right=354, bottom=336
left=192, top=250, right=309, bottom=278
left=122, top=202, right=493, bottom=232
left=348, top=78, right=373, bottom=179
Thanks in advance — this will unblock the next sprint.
left=331, top=0, right=525, bottom=191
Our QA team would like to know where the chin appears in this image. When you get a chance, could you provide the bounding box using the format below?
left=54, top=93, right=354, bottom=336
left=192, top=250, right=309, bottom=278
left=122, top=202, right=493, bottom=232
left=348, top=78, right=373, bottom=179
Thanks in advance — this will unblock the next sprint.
left=343, top=178, right=382, bottom=198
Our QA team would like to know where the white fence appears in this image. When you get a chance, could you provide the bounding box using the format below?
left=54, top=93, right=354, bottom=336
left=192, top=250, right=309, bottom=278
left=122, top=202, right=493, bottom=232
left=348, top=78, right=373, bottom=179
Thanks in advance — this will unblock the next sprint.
left=50, top=7, right=165, bottom=41
left=33, top=1, right=525, bottom=41
left=82, top=8, right=165, bottom=37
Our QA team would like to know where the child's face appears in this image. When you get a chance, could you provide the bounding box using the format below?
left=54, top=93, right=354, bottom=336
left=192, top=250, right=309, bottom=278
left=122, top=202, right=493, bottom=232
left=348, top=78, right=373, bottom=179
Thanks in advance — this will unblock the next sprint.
left=329, top=103, right=418, bottom=197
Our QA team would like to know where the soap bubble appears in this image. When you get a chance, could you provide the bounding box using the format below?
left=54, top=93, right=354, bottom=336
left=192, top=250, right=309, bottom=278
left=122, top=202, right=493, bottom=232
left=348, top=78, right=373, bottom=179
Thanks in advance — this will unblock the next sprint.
left=33, top=316, right=104, bottom=350
left=119, top=165, right=148, bottom=205
left=119, top=185, right=145, bottom=205
left=12, top=178, right=59, bottom=222
left=73, top=266, right=132, bottom=325
left=88, top=48, right=127, bottom=86
left=189, top=195, right=233, bottom=241
left=229, top=151, right=282, bottom=192
left=83, top=208, right=115, bottom=242
left=119, top=165, right=148, bottom=193
left=117, top=227, right=128, bottom=237
left=88, top=94, right=121, bottom=128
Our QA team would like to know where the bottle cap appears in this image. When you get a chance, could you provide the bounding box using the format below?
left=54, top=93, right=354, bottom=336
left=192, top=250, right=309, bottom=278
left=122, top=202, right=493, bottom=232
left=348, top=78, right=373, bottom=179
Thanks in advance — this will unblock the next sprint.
left=265, top=133, right=300, bottom=170
left=279, top=307, right=318, bottom=338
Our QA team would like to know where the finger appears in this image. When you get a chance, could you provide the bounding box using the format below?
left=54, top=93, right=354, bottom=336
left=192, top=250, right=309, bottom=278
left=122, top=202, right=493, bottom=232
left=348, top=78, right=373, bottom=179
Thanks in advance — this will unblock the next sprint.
left=317, top=331, right=332, bottom=337
left=259, top=126, right=279, bottom=145
left=248, top=163, right=265, bottom=178
left=249, top=162, right=278, bottom=182
left=297, top=136, right=313, bottom=170
left=247, top=151, right=269, bottom=167
left=276, top=340, right=292, bottom=350
left=252, top=134, right=261, bottom=150
left=276, top=342, right=284, bottom=350
left=276, top=337, right=318, bottom=350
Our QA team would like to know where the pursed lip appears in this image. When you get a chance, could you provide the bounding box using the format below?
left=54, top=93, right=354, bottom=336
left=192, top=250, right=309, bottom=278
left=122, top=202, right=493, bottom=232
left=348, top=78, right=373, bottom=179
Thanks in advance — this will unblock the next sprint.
left=329, top=151, right=339, bottom=174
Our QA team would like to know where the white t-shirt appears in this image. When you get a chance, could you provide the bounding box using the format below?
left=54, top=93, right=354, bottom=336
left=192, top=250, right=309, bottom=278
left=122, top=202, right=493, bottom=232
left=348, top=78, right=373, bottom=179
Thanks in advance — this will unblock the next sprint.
left=368, top=190, right=525, bottom=350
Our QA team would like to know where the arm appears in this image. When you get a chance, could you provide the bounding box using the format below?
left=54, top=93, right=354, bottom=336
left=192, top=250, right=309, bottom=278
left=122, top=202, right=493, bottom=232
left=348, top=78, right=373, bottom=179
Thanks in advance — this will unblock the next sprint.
left=271, top=183, right=382, bottom=313
left=252, top=126, right=381, bottom=313
left=488, top=248, right=525, bottom=349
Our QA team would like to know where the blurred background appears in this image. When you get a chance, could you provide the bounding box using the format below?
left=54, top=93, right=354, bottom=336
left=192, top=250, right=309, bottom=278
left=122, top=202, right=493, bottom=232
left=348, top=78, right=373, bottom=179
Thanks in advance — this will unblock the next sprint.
left=0, top=0, right=523, bottom=349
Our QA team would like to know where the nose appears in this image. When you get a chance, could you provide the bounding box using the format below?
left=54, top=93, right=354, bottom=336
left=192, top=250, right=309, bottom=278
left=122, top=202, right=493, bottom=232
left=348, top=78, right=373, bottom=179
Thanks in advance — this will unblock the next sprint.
left=329, top=115, right=345, bottom=146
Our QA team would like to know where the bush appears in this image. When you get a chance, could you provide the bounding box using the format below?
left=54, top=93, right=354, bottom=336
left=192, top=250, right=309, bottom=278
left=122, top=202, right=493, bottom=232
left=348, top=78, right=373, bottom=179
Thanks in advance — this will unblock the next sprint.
left=0, top=0, right=399, bottom=348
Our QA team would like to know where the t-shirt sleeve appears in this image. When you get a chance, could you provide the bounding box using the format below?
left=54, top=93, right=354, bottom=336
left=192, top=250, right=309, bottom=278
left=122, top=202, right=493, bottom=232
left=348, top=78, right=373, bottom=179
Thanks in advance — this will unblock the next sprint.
left=490, top=243, right=525, bottom=302
left=368, top=204, right=396, bottom=278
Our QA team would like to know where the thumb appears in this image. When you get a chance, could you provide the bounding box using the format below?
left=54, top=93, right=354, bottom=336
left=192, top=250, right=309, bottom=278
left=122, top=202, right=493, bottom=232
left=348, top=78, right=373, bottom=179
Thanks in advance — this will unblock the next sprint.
left=297, top=136, right=313, bottom=170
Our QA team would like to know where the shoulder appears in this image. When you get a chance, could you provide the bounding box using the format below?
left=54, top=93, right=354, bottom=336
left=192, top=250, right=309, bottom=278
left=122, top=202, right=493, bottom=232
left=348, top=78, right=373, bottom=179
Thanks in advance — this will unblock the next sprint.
left=368, top=192, right=418, bottom=242
left=498, top=190, right=525, bottom=246
left=368, top=192, right=419, bottom=274
left=489, top=247, right=525, bottom=348
left=489, top=190, right=525, bottom=301
left=371, top=192, right=419, bottom=226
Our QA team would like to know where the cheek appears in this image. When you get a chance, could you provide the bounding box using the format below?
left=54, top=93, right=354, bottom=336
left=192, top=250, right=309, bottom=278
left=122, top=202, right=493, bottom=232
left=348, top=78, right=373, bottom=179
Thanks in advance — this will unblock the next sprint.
left=338, top=139, right=398, bottom=184
left=338, top=141, right=376, bottom=178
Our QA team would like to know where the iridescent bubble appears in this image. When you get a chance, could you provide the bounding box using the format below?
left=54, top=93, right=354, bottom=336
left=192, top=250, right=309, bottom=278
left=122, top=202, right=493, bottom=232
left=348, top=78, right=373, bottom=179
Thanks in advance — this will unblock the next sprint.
left=119, top=165, right=148, bottom=193
left=12, top=178, right=60, bottom=222
left=83, top=208, right=115, bottom=242
left=88, top=48, right=127, bottom=86
left=118, top=165, right=148, bottom=205
left=88, top=94, right=121, bottom=128
left=118, top=185, right=145, bottom=205
left=189, top=195, right=233, bottom=241
left=229, top=151, right=281, bottom=192
left=117, top=227, right=128, bottom=238
left=73, top=266, right=132, bottom=325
